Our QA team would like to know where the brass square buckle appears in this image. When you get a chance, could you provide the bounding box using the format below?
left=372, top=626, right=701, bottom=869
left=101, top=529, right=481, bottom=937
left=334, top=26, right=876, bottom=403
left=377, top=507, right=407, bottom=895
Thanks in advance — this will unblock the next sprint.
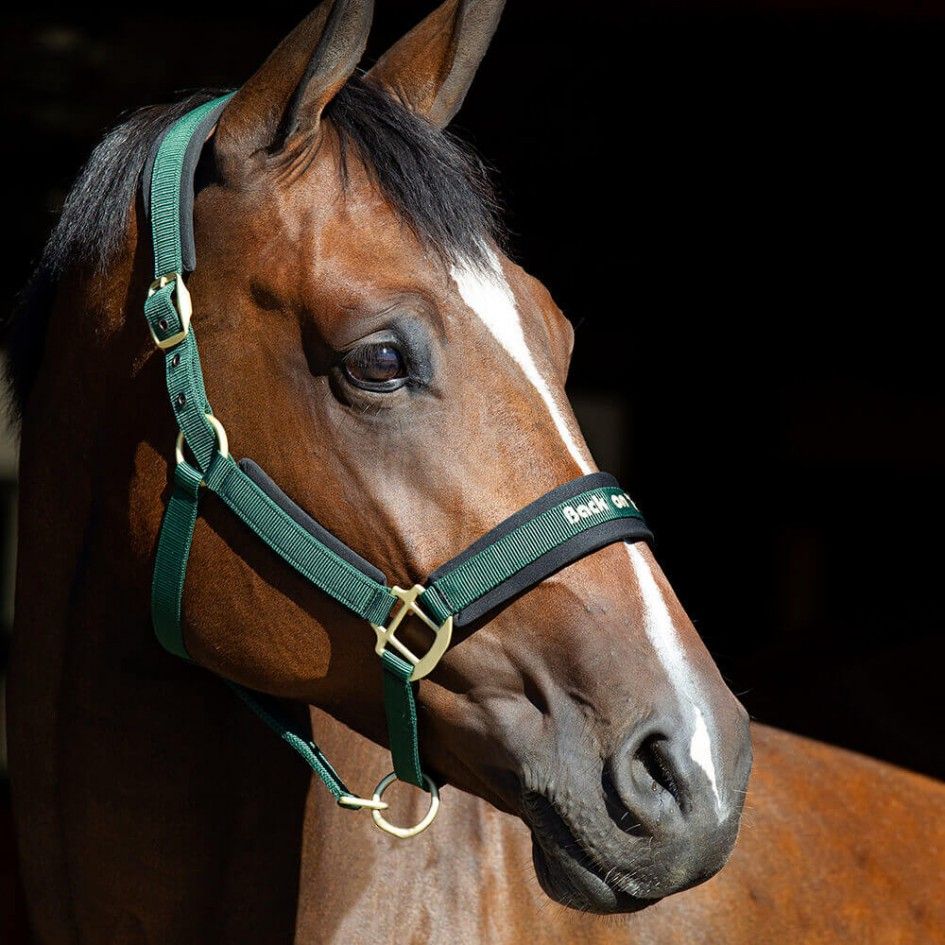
left=147, top=273, right=193, bottom=350
left=371, top=585, right=453, bottom=682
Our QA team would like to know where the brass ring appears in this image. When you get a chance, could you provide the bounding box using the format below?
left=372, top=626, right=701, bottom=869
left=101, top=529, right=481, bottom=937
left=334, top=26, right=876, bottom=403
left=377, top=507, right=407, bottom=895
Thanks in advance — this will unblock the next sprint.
left=175, top=414, right=230, bottom=467
left=370, top=773, right=440, bottom=839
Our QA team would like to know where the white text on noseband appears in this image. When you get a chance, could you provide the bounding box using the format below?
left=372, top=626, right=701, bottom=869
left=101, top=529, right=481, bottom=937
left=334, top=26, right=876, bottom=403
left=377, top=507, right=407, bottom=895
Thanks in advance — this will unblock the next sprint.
left=562, top=492, right=637, bottom=524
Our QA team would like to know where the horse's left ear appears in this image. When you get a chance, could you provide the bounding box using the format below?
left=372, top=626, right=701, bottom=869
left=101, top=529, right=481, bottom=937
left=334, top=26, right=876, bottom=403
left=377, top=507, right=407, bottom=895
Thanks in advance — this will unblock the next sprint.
left=365, top=0, right=505, bottom=128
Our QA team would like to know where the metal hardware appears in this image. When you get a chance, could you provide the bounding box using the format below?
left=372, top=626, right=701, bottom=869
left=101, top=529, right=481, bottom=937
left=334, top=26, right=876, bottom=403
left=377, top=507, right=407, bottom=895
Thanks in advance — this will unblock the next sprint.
left=370, top=772, right=440, bottom=839
left=337, top=793, right=389, bottom=812
left=371, top=584, right=453, bottom=682
left=175, top=414, right=230, bottom=469
left=148, top=273, right=192, bottom=349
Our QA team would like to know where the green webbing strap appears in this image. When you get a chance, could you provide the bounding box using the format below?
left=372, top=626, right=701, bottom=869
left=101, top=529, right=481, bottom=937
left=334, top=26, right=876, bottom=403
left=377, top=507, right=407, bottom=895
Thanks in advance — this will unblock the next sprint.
left=418, top=486, right=647, bottom=625
left=225, top=681, right=353, bottom=801
left=206, top=455, right=395, bottom=625
left=149, top=93, right=233, bottom=278
left=145, top=93, right=234, bottom=472
left=380, top=651, right=424, bottom=787
left=151, top=461, right=203, bottom=659
left=144, top=284, right=216, bottom=470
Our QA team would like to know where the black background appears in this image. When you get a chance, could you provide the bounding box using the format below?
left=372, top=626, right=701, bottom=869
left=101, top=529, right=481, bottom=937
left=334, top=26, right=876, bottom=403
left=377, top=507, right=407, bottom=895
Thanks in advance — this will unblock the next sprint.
left=3, top=1, right=943, bottom=788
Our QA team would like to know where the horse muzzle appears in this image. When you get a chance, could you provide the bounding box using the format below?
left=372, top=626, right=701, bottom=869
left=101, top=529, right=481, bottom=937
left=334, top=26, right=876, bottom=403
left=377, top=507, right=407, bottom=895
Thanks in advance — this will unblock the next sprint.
left=521, top=703, right=752, bottom=914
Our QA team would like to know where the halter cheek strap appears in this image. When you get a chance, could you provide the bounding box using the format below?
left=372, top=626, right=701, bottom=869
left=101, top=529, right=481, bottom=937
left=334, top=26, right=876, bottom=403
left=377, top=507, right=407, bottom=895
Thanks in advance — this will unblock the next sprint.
left=144, top=94, right=653, bottom=838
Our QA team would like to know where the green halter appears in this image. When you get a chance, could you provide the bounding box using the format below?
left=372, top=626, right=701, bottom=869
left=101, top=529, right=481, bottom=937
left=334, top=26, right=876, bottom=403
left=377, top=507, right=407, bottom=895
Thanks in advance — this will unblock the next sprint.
left=144, top=94, right=653, bottom=837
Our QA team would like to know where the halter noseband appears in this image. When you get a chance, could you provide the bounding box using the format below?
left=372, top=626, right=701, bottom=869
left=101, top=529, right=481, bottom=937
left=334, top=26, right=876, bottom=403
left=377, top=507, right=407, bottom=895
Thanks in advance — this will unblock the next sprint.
left=143, top=94, right=653, bottom=838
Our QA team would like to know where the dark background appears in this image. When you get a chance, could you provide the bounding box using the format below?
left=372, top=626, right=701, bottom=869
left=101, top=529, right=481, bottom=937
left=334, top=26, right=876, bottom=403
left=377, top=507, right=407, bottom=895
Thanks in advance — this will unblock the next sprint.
left=2, top=0, right=944, bottom=935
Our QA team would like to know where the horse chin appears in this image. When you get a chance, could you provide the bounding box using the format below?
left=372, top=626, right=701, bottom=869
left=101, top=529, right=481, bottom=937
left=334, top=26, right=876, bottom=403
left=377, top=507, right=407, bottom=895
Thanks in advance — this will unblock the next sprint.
left=530, top=839, right=656, bottom=915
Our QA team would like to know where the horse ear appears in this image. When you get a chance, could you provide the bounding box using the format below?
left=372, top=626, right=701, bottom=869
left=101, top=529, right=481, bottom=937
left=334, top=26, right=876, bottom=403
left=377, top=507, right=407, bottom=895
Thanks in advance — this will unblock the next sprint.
left=365, top=0, right=505, bottom=128
left=215, top=0, right=373, bottom=172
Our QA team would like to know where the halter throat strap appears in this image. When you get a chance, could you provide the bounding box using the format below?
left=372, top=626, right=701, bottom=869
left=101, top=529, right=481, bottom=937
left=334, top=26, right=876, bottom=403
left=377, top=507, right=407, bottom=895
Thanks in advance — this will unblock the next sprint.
left=143, top=95, right=653, bottom=836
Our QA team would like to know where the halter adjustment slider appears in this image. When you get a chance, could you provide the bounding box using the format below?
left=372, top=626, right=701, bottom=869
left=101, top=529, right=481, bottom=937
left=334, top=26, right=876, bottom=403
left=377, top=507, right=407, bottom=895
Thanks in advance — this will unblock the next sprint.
left=371, top=584, right=453, bottom=682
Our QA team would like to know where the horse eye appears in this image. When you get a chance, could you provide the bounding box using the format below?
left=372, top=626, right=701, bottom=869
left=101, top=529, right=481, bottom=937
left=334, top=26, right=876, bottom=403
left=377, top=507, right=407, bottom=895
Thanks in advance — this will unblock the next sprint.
left=343, top=343, right=408, bottom=390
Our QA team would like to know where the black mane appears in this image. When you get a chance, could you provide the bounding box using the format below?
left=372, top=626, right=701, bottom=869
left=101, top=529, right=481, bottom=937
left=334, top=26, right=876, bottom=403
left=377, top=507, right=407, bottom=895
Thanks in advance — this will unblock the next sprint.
left=2, top=77, right=501, bottom=417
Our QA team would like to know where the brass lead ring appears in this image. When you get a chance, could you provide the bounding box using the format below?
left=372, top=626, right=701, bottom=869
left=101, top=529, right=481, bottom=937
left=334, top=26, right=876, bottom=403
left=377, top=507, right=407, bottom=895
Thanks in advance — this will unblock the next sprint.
left=371, top=773, right=440, bottom=839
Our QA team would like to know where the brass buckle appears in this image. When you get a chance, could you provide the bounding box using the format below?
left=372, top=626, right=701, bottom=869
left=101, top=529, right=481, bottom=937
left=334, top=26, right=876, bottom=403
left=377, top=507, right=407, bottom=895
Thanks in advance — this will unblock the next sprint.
left=147, top=273, right=192, bottom=350
left=371, top=584, right=453, bottom=682
left=370, top=772, right=440, bottom=839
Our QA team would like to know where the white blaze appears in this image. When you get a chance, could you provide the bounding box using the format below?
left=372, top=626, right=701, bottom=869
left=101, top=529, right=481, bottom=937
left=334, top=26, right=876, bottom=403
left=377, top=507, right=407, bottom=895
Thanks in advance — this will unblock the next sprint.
left=449, top=251, right=593, bottom=475
left=451, top=248, right=723, bottom=813
left=690, top=706, right=722, bottom=808
left=626, top=543, right=723, bottom=812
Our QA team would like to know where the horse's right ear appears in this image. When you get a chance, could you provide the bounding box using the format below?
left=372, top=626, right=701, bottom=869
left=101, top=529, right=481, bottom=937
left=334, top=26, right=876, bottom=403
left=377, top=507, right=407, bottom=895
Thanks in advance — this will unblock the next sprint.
left=214, top=0, right=373, bottom=177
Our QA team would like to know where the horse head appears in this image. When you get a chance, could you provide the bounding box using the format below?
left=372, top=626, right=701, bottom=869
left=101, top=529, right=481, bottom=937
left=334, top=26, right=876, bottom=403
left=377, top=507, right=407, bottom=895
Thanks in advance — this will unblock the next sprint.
left=11, top=0, right=752, bottom=916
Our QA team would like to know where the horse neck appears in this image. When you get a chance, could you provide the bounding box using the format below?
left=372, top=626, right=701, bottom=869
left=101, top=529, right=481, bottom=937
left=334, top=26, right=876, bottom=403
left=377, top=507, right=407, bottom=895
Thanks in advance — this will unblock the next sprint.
left=8, top=262, right=316, bottom=940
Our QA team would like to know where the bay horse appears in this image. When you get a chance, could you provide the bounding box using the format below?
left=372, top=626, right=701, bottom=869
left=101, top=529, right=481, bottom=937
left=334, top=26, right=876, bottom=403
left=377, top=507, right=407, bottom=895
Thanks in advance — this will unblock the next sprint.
left=4, top=1, right=943, bottom=942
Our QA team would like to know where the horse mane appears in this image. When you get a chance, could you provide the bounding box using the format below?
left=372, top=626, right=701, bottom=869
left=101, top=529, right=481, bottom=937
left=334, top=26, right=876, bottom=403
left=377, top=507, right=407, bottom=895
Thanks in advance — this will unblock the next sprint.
left=2, top=76, right=502, bottom=420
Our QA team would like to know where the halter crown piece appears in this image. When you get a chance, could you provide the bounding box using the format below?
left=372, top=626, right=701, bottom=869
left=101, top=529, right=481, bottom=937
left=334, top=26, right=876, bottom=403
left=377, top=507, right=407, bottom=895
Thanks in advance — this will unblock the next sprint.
left=143, top=94, right=653, bottom=838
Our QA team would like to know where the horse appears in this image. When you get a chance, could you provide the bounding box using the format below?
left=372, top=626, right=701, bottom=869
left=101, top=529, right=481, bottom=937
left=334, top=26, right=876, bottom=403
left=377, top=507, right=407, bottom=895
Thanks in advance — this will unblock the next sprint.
left=3, top=1, right=943, bottom=942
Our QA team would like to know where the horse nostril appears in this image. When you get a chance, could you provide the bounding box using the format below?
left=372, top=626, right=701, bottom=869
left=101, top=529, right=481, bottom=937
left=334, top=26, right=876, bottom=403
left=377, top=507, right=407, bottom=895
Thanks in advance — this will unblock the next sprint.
left=635, top=735, right=684, bottom=811
left=605, top=717, right=714, bottom=837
